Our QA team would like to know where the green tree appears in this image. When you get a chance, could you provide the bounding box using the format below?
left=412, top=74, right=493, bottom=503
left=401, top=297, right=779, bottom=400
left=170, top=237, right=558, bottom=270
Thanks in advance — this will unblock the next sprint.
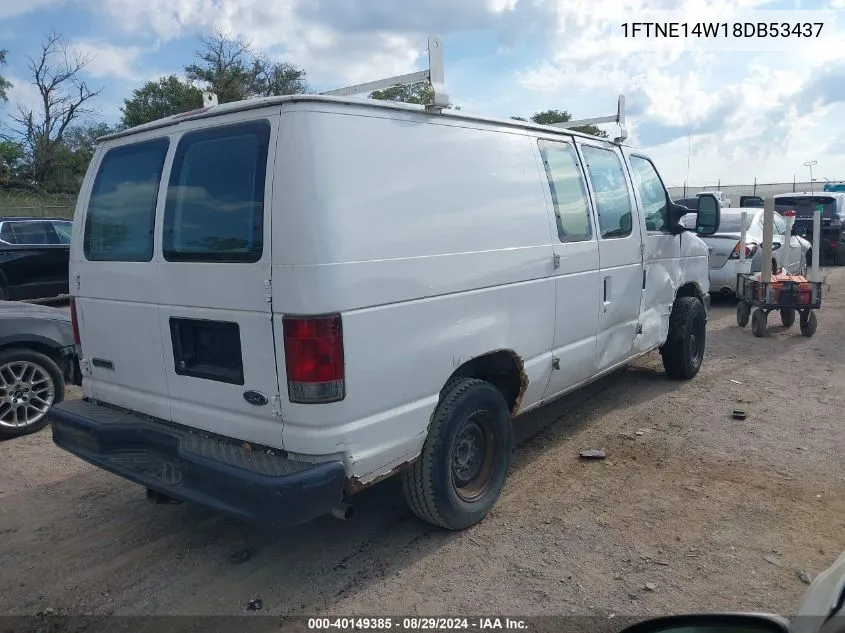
left=369, top=81, right=459, bottom=109
left=120, top=75, right=204, bottom=128
left=184, top=31, right=308, bottom=104
left=0, top=49, right=11, bottom=103
left=0, top=140, right=25, bottom=184
left=513, top=109, right=608, bottom=137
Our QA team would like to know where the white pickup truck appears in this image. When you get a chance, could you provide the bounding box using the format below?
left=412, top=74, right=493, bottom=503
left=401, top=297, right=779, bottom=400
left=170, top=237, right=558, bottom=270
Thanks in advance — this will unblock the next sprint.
left=48, top=37, right=722, bottom=531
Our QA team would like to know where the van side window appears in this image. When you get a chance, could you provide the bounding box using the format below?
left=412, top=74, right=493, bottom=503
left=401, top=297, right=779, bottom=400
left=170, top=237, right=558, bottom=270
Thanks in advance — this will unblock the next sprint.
left=580, top=145, right=634, bottom=239
left=84, top=138, right=170, bottom=262
left=538, top=140, right=592, bottom=242
left=163, top=120, right=270, bottom=263
left=629, top=155, right=669, bottom=232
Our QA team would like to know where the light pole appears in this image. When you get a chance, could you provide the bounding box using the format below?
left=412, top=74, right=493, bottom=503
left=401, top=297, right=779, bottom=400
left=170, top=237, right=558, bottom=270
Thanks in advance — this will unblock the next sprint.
left=804, top=160, right=820, bottom=281
left=804, top=160, right=818, bottom=196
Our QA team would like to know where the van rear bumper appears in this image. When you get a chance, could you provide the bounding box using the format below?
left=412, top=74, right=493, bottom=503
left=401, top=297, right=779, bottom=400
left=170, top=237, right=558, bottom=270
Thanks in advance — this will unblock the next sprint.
left=48, top=399, right=347, bottom=528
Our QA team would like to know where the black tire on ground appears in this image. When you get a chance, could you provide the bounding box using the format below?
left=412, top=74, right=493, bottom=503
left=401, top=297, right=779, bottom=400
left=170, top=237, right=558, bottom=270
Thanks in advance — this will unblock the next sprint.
left=0, top=348, right=65, bottom=440
left=751, top=309, right=767, bottom=338
left=402, top=377, right=512, bottom=531
left=736, top=302, right=750, bottom=328
left=800, top=310, right=818, bottom=337
left=660, top=296, right=707, bottom=380
left=780, top=308, right=796, bottom=328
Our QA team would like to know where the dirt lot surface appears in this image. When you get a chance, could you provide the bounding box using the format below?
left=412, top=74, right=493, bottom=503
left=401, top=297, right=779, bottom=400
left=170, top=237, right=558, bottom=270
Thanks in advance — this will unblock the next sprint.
left=2, top=273, right=844, bottom=624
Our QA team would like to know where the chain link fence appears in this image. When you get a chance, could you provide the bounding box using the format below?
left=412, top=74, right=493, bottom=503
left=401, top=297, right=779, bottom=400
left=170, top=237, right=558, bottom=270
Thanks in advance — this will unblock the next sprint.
left=668, top=180, right=830, bottom=203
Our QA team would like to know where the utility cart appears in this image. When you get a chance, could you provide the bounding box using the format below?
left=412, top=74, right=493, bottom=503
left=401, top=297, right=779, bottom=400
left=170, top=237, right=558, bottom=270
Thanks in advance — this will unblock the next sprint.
left=735, top=272, right=822, bottom=337
left=734, top=200, right=823, bottom=338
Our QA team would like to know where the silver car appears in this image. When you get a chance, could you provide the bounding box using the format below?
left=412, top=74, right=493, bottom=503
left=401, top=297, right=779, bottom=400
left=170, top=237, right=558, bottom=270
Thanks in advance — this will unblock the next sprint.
left=679, top=202, right=811, bottom=297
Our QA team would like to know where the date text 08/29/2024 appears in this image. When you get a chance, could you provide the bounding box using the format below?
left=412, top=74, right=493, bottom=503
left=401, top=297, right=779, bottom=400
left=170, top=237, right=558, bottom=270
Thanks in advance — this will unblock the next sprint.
left=307, top=618, right=528, bottom=631
left=619, top=22, right=824, bottom=38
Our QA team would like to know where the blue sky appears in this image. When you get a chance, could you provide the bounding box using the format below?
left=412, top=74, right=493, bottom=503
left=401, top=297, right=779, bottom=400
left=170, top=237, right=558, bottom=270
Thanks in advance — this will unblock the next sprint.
left=2, top=0, right=845, bottom=187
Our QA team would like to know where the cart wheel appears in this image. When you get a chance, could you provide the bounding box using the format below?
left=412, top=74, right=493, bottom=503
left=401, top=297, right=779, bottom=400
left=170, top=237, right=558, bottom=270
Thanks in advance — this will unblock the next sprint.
left=736, top=302, right=750, bottom=328
left=751, top=309, right=767, bottom=338
left=780, top=309, right=796, bottom=328
left=800, top=310, right=818, bottom=337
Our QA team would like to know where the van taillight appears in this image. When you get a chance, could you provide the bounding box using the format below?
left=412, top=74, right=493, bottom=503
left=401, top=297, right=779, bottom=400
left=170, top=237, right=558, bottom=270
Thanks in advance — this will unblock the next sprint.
left=70, top=297, right=81, bottom=345
left=282, top=314, right=345, bottom=404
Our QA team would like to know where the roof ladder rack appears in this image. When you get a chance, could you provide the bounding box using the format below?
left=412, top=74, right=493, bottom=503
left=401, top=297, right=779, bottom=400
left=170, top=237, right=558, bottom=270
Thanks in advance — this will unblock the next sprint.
left=548, top=95, right=628, bottom=144
left=320, top=35, right=450, bottom=112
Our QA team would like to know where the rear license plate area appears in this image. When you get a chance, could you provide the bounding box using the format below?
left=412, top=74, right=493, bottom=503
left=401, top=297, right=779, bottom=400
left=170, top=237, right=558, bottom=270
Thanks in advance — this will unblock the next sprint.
left=169, top=318, right=244, bottom=385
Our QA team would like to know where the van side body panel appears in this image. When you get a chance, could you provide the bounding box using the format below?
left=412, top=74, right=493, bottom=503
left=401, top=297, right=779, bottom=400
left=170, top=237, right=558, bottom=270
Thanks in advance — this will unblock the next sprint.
left=272, top=105, right=557, bottom=482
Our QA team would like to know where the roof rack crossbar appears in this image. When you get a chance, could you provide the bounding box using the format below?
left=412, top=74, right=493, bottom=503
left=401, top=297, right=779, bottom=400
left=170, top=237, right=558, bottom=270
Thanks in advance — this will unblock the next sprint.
left=549, top=95, right=628, bottom=144
left=319, top=36, right=450, bottom=111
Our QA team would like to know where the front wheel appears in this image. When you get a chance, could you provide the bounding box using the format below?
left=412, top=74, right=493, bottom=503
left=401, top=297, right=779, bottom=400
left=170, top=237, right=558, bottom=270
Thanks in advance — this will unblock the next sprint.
left=780, top=309, right=796, bottom=328
left=402, top=377, right=512, bottom=530
left=0, top=349, right=65, bottom=440
left=660, top=296, right=706, bottom=380
left=751, top=309, right=767, bottom=338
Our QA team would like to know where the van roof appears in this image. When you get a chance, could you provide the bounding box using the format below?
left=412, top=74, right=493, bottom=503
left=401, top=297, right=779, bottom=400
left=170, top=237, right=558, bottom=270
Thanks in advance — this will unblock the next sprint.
left=97, top=93, right=624, bottom=146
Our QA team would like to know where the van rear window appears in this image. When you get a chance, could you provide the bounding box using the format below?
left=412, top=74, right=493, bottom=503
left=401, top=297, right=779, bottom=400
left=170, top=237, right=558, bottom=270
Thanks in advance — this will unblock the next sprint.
left=83, top=138, right=169, bottom=262
left=163, top=120, right=270, bottom=263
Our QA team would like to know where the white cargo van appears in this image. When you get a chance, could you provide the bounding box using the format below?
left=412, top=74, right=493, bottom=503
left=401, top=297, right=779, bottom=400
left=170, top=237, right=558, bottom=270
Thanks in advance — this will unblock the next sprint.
left=49, top=38, right=720, bottom=531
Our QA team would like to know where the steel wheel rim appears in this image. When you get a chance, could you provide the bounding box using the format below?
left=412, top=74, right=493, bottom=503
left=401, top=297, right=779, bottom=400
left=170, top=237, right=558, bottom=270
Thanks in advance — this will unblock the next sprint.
left=451, top=411, right=496, bottom=503
left=0, top=361, right=55, bottom=429
left=689, top=313, right=705, bottom=367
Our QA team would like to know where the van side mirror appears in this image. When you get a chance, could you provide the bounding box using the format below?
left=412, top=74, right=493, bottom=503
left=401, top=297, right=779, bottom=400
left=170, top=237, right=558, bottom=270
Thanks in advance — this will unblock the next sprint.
left=694, top=193, right=721, bottom=236
left=617, top=613, right=790, bottom=633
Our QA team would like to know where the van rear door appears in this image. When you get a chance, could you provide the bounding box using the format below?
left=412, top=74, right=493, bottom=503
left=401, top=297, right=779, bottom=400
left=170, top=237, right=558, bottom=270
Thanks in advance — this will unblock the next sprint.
left=74, top=108, right=284, bottom=449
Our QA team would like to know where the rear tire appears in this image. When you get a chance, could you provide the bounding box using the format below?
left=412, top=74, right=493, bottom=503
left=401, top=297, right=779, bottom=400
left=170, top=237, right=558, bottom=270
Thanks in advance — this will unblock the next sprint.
left=402, top=377, right=512, bottom=530
left=780, top=309, right=796, bottom=328
left=736, top=302, right=750, bottom=328
left=660, top=296, right=706, bottom=380
left=0, top=348, right=65, bottom=440
left=751, top=309, right=767, bottom=338
left=800, top=311, right=818, bottom=337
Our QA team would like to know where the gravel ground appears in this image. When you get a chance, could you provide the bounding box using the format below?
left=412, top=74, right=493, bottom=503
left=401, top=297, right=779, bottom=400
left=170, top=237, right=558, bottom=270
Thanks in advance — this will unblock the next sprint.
left=1, top=272, right=843, bottom=624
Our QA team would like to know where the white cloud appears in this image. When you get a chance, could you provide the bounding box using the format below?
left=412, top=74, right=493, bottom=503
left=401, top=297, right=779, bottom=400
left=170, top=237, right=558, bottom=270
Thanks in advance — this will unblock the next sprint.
left=0, top=0, right=60, bottom=19
left=70, top=41, right=147, bottom=82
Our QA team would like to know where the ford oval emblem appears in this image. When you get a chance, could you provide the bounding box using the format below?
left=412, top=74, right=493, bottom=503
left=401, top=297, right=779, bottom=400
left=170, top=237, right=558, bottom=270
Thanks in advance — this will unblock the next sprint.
left=243, top=390, right=268, bottom=406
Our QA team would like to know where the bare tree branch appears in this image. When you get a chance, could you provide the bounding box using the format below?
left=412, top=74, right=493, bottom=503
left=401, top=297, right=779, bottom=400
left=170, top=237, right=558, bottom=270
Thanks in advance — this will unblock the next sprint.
left=10, top=30, right=102, bottom=187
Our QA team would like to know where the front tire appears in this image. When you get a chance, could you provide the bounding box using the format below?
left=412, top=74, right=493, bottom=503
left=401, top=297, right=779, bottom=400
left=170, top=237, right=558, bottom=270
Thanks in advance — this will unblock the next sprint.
left=402, top=377, right=512, bottom=530
left=751, top=309, right=767, bottom=338
left=780, top=309, right=796, bottom=328
left=0, top=349, right=65, bottom=440
left=800, top=311, right=818, bottom=337
left=736, top=302, right=750, bottom=328
left=660, top=296, right=706, bottom=380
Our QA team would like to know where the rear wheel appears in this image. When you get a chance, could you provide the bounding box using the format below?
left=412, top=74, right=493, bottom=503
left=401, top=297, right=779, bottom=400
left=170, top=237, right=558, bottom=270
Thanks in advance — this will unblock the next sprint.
left=660, top=296, right=706, bottom=380
left=402, top=377, right=512, bottom=530
left=736, top=302, right=750, bottom=328
left=0, top=349, right=64, bottom=440
left=780, top=309, right=796, bottom=328
left=800, top=311, right=818, bottom=337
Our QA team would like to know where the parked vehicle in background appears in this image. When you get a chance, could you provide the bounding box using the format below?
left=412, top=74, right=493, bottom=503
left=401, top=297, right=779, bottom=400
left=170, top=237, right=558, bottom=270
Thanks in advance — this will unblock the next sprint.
left=0, top=300, right=80, bottom=439
left=823, top=182, right=845, bottom=193
left=774, top=192, right=845, bottom=265
left=697, top=190, right=731, bottom=207
left=678, top=203, right=811, bottom=296
left=0, top=217, right=73, bottom=301
left=740, top=195, right=765, bottom=208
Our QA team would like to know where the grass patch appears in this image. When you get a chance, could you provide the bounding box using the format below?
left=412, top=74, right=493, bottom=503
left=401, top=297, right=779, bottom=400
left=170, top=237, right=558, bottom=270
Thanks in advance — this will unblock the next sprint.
left=0, top=189, right=76, bottom=219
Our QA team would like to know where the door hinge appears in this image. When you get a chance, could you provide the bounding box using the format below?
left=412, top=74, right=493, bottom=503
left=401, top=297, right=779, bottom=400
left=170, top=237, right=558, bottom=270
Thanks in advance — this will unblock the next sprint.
left=80, top=358, right=91, bottom=375
left=553, top=254, right=561, bottom=269
left=552, top=356, right=560, bottom=370
left=271, top=394, right=282, bottom=417
left=640, top=242, right=645, bottom=256
left=73, top=272, right=80, bottom=291
left=264, top=279, right=272, bottom=303
left=636, top=323, right=643, bottom=335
